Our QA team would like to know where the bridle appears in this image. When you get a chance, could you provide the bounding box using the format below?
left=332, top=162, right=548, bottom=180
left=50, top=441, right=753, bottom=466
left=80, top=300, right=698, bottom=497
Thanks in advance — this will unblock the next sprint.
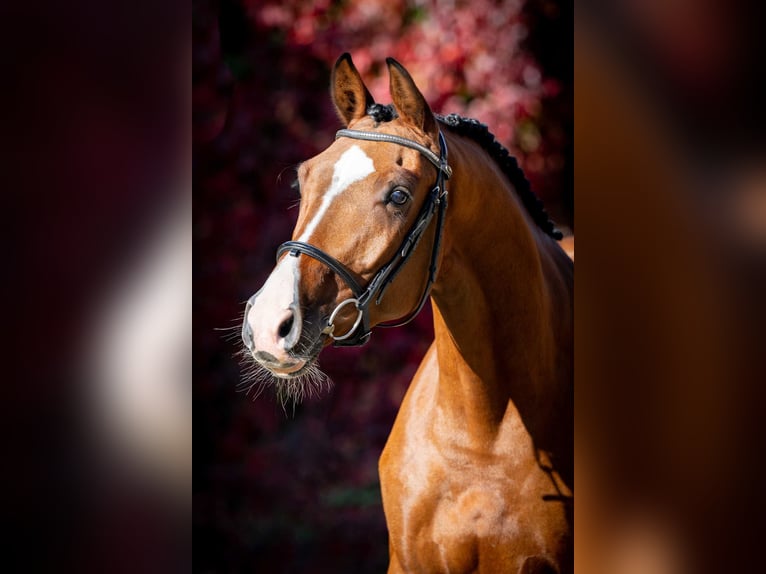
left=275, top=128, right=452, bottom=347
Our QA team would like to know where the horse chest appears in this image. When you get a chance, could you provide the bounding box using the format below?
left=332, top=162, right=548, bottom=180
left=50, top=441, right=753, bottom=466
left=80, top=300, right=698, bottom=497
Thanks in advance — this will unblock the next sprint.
left=382, top=446, right=564, bottom=573
left=380, top=355, right=569, bottom=572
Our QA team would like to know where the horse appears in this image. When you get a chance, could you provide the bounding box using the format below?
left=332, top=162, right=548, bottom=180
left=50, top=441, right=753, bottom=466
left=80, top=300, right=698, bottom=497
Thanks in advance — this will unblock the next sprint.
left=241, top=53, right=573, bottom=574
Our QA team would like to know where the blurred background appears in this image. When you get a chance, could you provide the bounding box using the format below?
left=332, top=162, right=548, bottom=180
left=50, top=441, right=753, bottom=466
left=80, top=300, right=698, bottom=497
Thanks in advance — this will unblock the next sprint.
left=193, top=1, right=571, bottom=572
left=575, top=3, right=766, bottom=573
left=1, top=2, right=189, bottom=572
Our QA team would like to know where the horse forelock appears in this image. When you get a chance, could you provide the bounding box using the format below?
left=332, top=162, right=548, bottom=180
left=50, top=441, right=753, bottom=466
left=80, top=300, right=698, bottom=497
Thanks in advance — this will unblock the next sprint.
left=367, top=103, right=398, bottom=123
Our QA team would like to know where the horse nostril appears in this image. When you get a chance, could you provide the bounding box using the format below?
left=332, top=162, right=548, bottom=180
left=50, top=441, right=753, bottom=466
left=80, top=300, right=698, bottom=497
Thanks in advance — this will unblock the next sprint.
left=277, top=312, right=295, bottom=339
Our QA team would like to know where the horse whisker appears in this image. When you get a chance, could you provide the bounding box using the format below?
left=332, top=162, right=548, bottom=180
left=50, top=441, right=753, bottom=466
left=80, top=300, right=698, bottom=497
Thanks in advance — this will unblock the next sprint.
left=235, top=335, right=332, bottom=412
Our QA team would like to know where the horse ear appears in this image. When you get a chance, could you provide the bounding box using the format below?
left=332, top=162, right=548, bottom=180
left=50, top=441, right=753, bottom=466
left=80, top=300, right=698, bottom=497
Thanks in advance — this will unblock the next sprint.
left=331, top=53, right=375, bottom=126
left=386, top=57, right=438, bottom=137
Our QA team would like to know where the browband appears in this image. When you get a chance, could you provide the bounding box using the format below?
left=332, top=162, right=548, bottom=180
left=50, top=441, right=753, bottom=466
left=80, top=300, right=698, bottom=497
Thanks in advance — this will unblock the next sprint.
left=336, top=129, right=453, bottom=179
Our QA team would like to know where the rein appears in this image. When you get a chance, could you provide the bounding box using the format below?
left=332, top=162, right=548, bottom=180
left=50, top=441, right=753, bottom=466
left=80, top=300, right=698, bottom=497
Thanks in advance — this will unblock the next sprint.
left=276, top=129, right=452, bottom=347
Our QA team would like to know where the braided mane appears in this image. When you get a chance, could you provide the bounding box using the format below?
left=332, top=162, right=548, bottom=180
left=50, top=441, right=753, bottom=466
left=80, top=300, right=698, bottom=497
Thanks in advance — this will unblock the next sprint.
left=438, top=113, right=562, bottom=240
left=367, top=104, right=561, bottom=240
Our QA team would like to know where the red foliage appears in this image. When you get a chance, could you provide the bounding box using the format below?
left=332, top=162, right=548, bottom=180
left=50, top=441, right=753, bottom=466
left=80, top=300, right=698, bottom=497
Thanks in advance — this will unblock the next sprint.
left=243, top=0, right=570, bottom=203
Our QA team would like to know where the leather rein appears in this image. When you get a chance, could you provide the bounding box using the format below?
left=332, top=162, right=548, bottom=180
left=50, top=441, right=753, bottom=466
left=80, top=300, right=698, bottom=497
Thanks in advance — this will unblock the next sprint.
left=276, top=128, right=452, bottom=347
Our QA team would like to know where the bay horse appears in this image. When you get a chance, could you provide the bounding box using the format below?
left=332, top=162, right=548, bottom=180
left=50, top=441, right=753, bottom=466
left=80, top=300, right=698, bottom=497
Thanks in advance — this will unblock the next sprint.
left=242, top=53, right=573, bottom=573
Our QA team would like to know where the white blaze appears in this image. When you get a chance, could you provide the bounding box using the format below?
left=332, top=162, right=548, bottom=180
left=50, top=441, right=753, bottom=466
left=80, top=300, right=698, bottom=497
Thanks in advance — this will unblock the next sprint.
left=298, top=145, right=375, bottom=242
left=254, top=256, right=300, bottom=320
left=246, top=145, right=375, bottom=357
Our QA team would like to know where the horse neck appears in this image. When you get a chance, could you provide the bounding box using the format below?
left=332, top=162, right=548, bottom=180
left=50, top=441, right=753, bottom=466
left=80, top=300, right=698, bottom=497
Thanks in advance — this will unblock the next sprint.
left=429, top=132, right=573, bottom=453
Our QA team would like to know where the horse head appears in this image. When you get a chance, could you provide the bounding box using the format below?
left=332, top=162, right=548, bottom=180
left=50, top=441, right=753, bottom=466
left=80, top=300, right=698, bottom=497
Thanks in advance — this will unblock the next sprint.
left=242, top=54, right=449, bottom=392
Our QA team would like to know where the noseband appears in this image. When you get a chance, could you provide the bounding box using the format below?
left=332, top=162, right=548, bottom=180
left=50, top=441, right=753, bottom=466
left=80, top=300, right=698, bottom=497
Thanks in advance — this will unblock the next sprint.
left=276, top=129, right=452, bottom=347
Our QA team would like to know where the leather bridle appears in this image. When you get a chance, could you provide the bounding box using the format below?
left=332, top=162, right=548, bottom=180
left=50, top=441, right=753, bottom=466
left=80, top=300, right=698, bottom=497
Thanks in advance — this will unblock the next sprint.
left=276, top=128, right=452, bottom=347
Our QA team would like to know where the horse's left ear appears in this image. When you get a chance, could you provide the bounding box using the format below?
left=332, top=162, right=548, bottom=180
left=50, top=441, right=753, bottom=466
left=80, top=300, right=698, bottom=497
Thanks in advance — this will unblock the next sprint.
left=386, top=57, right=438, bottom=138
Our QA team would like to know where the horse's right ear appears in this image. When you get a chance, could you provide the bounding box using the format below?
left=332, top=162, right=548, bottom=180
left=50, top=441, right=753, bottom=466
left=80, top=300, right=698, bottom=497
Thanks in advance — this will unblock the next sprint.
left=331, top=53, right=375, bottom=126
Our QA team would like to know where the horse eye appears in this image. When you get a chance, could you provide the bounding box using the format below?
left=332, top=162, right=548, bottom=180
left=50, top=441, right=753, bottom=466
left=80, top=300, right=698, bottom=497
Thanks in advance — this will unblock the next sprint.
left=389, top=188, right=410, bottom=206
